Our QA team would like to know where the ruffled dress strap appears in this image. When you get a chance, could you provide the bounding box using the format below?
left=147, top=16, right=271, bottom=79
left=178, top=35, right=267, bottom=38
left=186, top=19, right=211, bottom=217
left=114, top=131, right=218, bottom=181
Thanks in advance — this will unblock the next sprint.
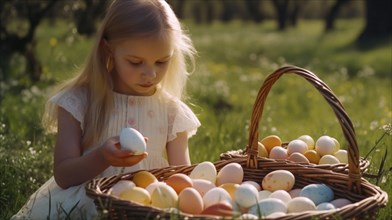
left=49, top=87, right=87, bottom=131
left=167, top=98, right=201, bottom=142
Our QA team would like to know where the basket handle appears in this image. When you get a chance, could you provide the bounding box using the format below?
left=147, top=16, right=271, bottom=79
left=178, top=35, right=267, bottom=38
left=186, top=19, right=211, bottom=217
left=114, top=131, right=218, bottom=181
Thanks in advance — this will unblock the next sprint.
left=246, top=66, right=362, bottom=192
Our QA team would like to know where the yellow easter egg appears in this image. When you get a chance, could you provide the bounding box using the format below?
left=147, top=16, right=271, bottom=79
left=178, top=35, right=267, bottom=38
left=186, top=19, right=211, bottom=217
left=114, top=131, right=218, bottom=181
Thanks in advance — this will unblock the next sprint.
left=219, top=183, right=240, bottom=199
left=258, top=142, right=269, bottom=158
left=261, top=135, right=282, bottom=153
left=304, top=150, right=321, bottom=164
left=119, top=186, right=151, bottom=205
left=132, top=170, right=158, bottom=188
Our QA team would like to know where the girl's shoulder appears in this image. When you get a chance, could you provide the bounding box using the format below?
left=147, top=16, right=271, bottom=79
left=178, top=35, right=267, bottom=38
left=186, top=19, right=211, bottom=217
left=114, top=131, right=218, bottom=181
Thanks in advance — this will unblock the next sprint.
left=50, top=86, right=88, bottom=123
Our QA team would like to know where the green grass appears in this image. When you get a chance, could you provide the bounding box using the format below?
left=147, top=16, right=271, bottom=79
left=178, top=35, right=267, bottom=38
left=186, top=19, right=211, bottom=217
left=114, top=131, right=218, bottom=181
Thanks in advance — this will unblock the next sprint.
left=1, top=19, right=391, bottom=219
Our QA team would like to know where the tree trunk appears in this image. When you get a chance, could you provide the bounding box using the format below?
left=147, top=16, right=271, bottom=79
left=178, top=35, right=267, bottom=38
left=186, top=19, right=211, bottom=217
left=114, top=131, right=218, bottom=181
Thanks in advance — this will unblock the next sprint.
left=357, top=0, right=392, bottom=44
left=272, top=0, right=290, bottom=30
left=325, top=0, right=349, bottom=32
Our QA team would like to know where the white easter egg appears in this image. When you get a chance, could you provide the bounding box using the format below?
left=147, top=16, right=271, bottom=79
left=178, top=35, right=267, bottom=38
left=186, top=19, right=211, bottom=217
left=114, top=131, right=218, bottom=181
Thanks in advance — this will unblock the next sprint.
left=269, top=190, right=292, bottom=204
left=234, top=184, right=259, bottom=208
left=298, top=135, right=315, bottom=150
left=151, top=184, right=178, bottom=209
left=203, top=187, right=232, bottom=209
left=319, top=154, right=340, bottom=164
left=248, top=198, right=287, bottom=217
left=258, top=190, right=272, bottom=201
left=262, top=170, right=295, bottom=192
left=334, top=150, right=348, bottom=164
left=192, top=179, right=216, bottom=197
left=269, top=146, right=288, bottom=160
left=119, top=127, right=146, bottom=154
left=189, top=161, right=217, bottom=183
left=287, top=139, right=308, bottom=155
left=287, top=196, right=316, bottom=213
left=315, top=135, right=336, bottom=156
left=216, top=162, right=244, bottom=186
left=241, top=180, right=261, bottom=191
left=109, top=180, right=135, bottom=196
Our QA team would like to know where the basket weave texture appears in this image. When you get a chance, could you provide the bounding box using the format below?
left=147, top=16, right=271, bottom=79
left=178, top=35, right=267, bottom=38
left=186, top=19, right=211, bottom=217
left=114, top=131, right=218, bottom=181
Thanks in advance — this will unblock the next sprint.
left=86, top=66, right=388, bottom=219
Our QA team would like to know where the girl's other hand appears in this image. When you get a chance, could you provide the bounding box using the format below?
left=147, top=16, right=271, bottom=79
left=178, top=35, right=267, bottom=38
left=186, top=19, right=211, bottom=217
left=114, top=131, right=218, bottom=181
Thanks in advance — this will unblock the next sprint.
left=100, top=136, right=148, bottom=167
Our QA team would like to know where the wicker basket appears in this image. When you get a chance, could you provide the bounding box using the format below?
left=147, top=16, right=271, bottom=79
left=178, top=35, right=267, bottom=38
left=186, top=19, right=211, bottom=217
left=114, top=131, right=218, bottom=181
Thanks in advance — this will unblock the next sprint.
left=86, top=66, right=387, bottom=219
left=220, top=66, right=370, bottom=174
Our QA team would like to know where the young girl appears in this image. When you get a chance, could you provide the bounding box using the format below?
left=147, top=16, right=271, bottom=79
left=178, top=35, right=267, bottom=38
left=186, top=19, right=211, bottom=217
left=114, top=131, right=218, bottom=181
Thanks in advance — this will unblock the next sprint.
left=12, top=0, right=200, bottom=219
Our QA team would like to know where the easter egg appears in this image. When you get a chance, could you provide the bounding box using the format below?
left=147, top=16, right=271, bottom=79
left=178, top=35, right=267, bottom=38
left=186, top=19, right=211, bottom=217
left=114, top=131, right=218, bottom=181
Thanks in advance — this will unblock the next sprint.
left=287, top=196, right=316, bottom=213
left=317, top=202, right=336, bottom=210
left=119, top=186, right=151, bottom=205
left=192, top=179, right=216, bottom=197
left=109, top=180, right=135, bottom=196
left=165, top=173, right=193, bottom=194
left=258, top=190, right=272, bottom=201
left=241, top=180, right=261, bottom=191
left=201, top=201, right=233, bottom=217
left=234, top=184, right=259, bottom=208
left=249, top=198, right=287, bottom=217
left=269, top=190, right=292, bottom=204
left=216, top=163, right=244, bottom=186
left=288, top=152, right=310, bottom=163
left=315, top=135, right=336, bottom=156
left=300, top=184, right=334, bottom=205
left=334, top=149, right=348, bottom=163
left=119, top=127, right=146, bottom=154
left=151, top=184, right=178, bottom=209
left=178, top=187, right=203, bottom=215
left=203, top=187, right=232, bottom=209
left=219, top=183, right=239, bottom=199
left=189, top=161, right=217, bottom=183
left=257, top=142, right=269, bottom=157
left=304, top=150, right=321, bottom=164
left=269, top=146, right=288, bottom=160
left=287, top=139, right=308, bottom=155
left=298, top=135, right=315, bottom=150
left=262, top=170, right=295, bottom=192
left=319, top=155, right=340, bottom=165
left=331, top=198, right=352, bottom=208
left=132, top=170, right=158, bottom=188
left=261, top=135, right=282, bottom=153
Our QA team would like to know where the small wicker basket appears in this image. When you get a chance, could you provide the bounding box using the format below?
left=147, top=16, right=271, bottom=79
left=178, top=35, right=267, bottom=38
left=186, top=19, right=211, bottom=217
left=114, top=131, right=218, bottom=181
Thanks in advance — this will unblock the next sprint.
left=86, top=66, right=387, bottom=219
left=220, top=66, right=370, bottom=174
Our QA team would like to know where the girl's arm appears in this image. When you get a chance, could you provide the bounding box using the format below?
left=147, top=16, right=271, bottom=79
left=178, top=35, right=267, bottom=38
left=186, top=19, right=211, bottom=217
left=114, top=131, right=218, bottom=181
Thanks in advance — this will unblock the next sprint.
left=54, top=107, right=147, bottom=189
left=166, top=131, right=191, bottom=166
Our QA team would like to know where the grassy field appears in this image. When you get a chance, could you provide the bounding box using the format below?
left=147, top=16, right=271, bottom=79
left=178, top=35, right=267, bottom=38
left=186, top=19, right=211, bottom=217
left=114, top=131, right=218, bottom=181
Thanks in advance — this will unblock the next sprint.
left=1, top=19, right=391, bottom=219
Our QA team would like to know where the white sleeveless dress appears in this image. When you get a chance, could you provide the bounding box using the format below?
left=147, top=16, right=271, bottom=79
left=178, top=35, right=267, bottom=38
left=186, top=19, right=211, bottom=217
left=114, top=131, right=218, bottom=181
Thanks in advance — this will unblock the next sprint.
left=11, top=87, right=201, bottom=220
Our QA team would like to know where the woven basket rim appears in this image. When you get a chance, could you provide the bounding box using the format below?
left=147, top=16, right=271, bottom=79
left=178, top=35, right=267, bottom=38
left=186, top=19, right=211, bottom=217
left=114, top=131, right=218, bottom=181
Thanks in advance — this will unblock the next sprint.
left=86, top=158, right=388, bottom=219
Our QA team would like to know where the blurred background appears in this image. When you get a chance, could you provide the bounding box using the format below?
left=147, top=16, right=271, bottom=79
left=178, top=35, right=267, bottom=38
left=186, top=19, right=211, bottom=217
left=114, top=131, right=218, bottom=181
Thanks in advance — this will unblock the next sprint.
left=1, top=0, right=391, bottom=218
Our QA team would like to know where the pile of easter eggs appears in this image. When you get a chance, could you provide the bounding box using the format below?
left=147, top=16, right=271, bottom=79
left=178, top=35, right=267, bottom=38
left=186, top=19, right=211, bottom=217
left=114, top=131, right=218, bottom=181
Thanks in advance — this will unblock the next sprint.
left=258, top=134, right=348, bottom=165
left=108, top=161, right=352, bottom=218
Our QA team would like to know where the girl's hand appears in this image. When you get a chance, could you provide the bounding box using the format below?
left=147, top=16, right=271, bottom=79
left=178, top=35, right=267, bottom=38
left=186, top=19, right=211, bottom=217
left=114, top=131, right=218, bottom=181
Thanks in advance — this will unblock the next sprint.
left=100, top=136, right=148, bottom=167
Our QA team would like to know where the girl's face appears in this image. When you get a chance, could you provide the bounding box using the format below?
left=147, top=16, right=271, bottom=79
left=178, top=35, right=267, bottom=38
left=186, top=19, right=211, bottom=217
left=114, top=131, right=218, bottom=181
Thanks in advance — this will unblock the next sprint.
left=110, top=36, right=173, bottom=96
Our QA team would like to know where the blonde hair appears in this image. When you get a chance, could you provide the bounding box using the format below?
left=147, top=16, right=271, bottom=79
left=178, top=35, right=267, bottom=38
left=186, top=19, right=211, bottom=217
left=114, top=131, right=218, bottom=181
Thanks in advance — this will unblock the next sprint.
left=43, top=0, right=196, bottom=150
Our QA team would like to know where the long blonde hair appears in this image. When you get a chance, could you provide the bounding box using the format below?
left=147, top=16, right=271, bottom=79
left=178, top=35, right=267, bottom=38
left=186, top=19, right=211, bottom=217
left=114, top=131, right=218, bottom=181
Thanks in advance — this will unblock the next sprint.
left=44, top=0, right=196, bottom=150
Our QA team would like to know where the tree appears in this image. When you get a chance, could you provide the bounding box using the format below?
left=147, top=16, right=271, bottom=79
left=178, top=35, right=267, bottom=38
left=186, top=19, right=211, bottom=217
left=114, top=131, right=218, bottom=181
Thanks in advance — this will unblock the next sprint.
left=325, top=0, right=350, bottom=32
left=0, top=0, right=58, bottom=83
left=74, top=0, right=107, bottom=36
left=357, top=0, right=392, bottom=45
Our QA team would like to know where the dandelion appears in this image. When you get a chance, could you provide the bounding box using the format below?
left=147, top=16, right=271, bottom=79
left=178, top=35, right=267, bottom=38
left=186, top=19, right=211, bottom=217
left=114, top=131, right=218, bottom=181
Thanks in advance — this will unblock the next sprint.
left=381, top=123, right=392, bottom=136
left=49, top=37, right=58, bottom=47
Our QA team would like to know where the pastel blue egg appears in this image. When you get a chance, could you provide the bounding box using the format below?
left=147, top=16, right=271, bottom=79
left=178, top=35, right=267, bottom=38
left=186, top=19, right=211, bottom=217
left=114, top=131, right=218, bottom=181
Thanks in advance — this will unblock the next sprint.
left=300, top=184, right=334, bottom=205
left=317, top=202, right=336, bottom=210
